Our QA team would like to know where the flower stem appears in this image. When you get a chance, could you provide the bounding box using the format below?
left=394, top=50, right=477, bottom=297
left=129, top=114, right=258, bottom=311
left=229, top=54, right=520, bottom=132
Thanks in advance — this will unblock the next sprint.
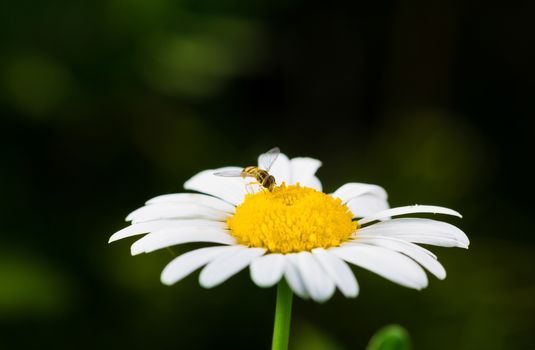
left=271, top=280, right=293, bottom=350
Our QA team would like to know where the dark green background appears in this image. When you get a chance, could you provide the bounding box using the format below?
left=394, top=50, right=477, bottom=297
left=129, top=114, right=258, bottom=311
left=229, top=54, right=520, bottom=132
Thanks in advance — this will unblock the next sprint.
left=1, top=0, right=534, bottom=349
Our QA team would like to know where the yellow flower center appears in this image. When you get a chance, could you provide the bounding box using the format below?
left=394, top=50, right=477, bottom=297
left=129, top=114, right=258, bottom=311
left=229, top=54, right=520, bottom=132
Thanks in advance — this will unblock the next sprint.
left=227, top=183, right=357, bottom=253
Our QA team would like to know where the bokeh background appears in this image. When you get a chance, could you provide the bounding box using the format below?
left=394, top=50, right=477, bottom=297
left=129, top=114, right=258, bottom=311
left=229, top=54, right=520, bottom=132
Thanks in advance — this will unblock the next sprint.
left=1, top=0, right=534, bottom=349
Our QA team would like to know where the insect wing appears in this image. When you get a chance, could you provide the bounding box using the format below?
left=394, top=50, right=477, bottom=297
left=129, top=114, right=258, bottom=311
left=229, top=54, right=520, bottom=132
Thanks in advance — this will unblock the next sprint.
left=213, top=170, right=244, bottom=177
left=258, top=147, right=280, bottom=171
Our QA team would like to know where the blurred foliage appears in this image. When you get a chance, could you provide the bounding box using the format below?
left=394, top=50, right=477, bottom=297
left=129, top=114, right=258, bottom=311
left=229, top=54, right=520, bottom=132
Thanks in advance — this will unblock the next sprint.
left=366, top=325, right=412, bottom=350
left=2, top=53, right=74, bottom=118
left=292, top=321, right=346, bottom=350
left=139, top=17, right=264, bottom=97
left=0, top=250, right=76, bottom=318
left=1, top=0, right=534, bottom=349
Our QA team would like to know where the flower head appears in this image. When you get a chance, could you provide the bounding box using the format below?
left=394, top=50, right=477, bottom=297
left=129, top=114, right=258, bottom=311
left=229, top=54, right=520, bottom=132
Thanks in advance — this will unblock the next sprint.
left=228, top=183, right=357, bottom=253
left=109, top=150, right=469, bottom=302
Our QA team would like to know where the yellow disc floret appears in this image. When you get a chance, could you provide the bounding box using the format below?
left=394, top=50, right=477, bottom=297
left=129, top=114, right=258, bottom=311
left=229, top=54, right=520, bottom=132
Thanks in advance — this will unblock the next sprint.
left=227, top=183, right=357, bottom=254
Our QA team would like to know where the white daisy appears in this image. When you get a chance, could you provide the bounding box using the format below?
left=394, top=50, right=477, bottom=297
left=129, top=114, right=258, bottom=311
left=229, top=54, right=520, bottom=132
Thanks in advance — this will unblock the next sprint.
left=109, top=149, right=469, bottom=303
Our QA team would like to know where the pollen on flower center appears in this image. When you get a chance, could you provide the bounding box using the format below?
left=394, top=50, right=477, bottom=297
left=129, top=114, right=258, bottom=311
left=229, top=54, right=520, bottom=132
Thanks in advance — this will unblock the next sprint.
left=226, top=183, right=357, bottom=254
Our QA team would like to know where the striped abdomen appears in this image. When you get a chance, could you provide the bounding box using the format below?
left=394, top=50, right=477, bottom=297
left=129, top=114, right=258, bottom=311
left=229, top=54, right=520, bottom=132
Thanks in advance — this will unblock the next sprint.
left=242, top=166, right=277, bottom=191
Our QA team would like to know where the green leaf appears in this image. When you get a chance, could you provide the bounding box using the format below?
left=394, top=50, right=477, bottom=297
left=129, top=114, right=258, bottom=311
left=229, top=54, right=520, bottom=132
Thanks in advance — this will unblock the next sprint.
left=366, top=325, right=412, bottom=350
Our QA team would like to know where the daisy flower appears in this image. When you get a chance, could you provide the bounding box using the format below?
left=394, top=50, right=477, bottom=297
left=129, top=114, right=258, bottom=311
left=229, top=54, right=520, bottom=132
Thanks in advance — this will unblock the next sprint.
left=109, top=148, right=469, bottom=349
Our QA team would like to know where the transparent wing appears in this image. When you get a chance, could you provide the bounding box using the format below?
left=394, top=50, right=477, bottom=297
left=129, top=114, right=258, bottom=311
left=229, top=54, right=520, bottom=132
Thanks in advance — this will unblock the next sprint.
left=213, top=170, right=244, bottom=177
left=258, top=147, right=280, bottom=171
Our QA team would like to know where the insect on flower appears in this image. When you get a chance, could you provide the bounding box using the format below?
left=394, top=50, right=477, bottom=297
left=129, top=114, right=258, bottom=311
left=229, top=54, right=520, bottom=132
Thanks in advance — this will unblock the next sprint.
left=110, top=148, right=469, bottom=303
left=214, top=147, right=280, bottom=191
left=109, top=148, right=470, bottom=350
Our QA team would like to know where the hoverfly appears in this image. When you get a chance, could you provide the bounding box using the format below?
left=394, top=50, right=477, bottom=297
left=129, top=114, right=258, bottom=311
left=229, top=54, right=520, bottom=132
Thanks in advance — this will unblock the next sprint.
left=214, top=147, right=280, bottom=191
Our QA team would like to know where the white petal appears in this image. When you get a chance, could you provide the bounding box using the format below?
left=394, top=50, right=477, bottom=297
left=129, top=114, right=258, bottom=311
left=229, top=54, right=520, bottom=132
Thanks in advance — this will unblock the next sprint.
left=249, top=254, right=285, bottom=288
left=312, top=248, right=359, bottom=298
left=126, top=203, right=229, bottom=223
left=364, top=234, right=464, bottom=248
left=331, top=244, right=428, bottom=290
left=161, top=246, right=239, bottom=285
left=346, top=194, right=390, bottom=218
left=184, top=167, right=247, bottom=206
left=295, top=251, right=336, bottom=303
left=302, top=176, right=323, bottom=191
left=331, top=183, right=388, bottom=203
left=289, top=157, right=322, bottom=185
left=283, top=254, right=309, bottom=299
left=352, top=237, right=446, bottom=279
left=109, top=219, right=225, bottom=243
left=146, top=193, right=235, bottom=213
left=358, top=205, right=462, bottom=225
left=261, top=153, right=291, bottom=185
left=199, top=247, right=266, bottom=288
left=131, top=227, right=235, bottom=255
left=357, top=218, right=469, bottom=248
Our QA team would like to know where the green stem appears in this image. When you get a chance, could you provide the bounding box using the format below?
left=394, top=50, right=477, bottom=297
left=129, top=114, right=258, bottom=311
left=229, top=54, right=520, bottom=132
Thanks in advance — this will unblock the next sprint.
left=271, top=280, right=294, bottom=350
